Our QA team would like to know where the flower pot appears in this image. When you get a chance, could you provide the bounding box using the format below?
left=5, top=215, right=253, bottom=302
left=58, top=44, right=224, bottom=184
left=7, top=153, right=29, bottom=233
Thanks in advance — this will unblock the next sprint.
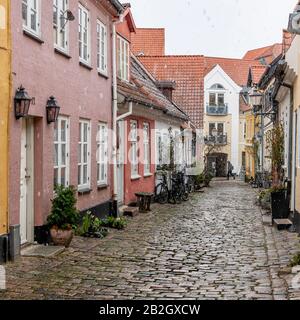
left=50, top=228, right=74, bottom=248
left=271, top=191, right=289, bottom=221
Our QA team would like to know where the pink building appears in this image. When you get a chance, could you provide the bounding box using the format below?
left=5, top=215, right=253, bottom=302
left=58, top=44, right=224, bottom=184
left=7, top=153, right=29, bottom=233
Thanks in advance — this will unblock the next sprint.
left=8, top=0, right=123, bottom=252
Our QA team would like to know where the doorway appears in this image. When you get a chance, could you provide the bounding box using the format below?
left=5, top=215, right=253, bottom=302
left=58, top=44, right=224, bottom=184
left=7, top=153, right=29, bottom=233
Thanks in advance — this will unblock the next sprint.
left=208, top=153, right=228, bottom=177
left=19, top=118, right=34, bottom=245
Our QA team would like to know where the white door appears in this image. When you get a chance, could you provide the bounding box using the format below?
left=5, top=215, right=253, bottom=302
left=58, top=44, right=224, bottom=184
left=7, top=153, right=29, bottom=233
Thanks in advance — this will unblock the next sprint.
left=117, top=121, right=125, bottom=204
left=20, top=119, right=34, bottom=244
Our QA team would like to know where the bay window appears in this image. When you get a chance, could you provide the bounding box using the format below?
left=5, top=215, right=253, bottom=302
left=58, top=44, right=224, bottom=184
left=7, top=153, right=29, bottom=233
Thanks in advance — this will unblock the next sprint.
left=22, top=0, right=40, bottom=36
left=78, top=120, right=91, bottom=190
left=78, top=4, right=90, bottom=64
left=54, top=116, right=69, bottom=187
left=97, top=123, right=108, bottom=186
left=97, top=21, right=108, bottom=75
left=53, top=0, right=68, bottom=51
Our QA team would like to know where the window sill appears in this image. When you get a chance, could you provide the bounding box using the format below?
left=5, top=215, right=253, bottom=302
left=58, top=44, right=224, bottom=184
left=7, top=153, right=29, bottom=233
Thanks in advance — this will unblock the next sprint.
left=79, top=61, right=93, bottom=70
left=144, top=173, right=153, bottom=178
left=78, top=188, right=92, bottom=195
left=23, top=29, right=44, bottom=44
left=131, top=175, right=141, bottom=181
left=55, top=47, right=71, bottom=59
left=97, top=184, right=109, bottom=190
left=98, top=71, right=109, bottom=79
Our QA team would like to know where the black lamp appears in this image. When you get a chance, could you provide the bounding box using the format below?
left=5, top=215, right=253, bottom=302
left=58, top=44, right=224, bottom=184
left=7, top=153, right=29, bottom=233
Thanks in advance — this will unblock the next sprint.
left=46, top=96, right=60, bottom=124
left=14, top=86, right=32, bottom=119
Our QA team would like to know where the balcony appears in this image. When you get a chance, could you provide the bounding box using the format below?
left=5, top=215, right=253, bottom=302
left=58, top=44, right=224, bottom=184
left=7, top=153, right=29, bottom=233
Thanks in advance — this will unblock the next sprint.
left=206, top=104, right=228, bottom=116
left=204, top=134, right=228, bottom=146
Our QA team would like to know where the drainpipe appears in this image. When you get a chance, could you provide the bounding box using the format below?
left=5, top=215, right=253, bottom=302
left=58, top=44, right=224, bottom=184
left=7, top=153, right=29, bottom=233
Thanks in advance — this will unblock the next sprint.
left=112, top=15, right=123, bottom=216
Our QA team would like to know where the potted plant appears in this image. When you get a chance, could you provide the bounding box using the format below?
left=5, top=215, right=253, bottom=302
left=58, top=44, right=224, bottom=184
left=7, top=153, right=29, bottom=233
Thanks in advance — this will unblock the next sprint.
left=47, top=185, right=79, bottom=247
left=266, top=124, right=289, bottom=221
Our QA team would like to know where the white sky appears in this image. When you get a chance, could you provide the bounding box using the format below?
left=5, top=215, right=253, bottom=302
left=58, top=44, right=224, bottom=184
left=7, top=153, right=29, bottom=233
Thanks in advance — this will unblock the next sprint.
left=128, top=0, right=296, bottom=58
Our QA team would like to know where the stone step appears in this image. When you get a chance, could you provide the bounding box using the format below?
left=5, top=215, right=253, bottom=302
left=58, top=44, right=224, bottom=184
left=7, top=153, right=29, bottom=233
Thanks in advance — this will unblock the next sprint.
left=122, top=206, right=139, bottom=217
left=273, top=219, right=293, bottom=231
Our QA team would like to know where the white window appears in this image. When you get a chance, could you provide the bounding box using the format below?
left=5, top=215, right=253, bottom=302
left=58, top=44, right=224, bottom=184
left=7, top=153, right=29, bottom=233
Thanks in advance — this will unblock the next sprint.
left=78, top=4, right=90, bottom=64
left=97, top=21, right=108, bottom=75
left=130, top=120, right=138, bottom=177
left=117, top=36, right=129, bottom=81
left=54, top=117, right=69, bottom=187
left=143, top=123, right=150, bottom=175
left=97, top=123, right=108, bottom=185
left=78, top=120, right=91, bottom=190
left=22, top=0, right=40, bottom=36
left=53, top=0, right=68, bottom=51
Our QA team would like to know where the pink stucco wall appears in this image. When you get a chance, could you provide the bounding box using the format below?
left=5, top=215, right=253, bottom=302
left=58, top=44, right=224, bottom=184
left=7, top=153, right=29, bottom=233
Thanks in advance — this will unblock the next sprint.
left=9, top=0, right=114, bottom=226
left=124, top=116, right=155, bottom=205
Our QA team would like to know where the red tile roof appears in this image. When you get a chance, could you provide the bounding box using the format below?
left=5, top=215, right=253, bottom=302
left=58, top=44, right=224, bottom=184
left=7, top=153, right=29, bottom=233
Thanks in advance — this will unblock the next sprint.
left=118, top=56, right=189, bottom=121
left=243, top=44, right=283, bottom=64
left=138, top=55, right=205, bottom=129
left=249, top=65, right=267, bottom=86
left=131, top=28, right=165, bottom=56
left=204, top=57, right=262, bottom=87
left=239, top=94, right=251, bottom=113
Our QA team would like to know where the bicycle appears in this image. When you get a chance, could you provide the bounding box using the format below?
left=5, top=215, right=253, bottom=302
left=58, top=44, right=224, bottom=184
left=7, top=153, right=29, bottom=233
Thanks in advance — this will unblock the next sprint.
left=155, top=172, right=169, bottom=204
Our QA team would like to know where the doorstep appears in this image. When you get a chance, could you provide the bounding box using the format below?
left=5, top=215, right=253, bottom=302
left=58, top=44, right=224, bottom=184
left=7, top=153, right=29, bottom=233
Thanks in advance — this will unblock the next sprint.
left=273, top=219, right=293, bottom=231
left=21, top=244, right=65, bottom=258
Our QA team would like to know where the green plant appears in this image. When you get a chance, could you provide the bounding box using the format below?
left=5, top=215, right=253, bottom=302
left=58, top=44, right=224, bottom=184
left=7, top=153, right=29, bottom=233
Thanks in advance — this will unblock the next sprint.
left=76, top=211, right=108, bottom=239
left=100, top=216, right=127, bottom=230
left=289, top=253, right=300, bottom=267
left=266, top=124, right=285, bottom=186
left=47, top=185, right=79, bottom=231
left=270, top=185, right=286, bottom=193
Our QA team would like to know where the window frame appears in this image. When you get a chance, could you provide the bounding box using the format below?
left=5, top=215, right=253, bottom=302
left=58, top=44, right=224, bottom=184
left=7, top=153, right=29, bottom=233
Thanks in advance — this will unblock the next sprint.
left=78, top=3, right=91, bottom=65
left=53, top=0, right=69, bottom=52
left=78, top=119, right=91, bottom=191
left=22, top=0, right=41, bottom=37
left=130, top=120, right=139, bottom=178
left=54, top=116, right=70, bottom=188
left=117, top=35, right=130, bottom=82
left=143, top=123, right=151, bottom=175
left=97, top=20, right=108, bottom=75
left=97, top=122, right=108, bottom=186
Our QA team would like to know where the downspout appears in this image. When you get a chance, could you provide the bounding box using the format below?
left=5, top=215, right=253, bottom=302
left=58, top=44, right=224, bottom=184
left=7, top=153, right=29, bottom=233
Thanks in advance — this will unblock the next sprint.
left=112, top=14, right=123, bottom=215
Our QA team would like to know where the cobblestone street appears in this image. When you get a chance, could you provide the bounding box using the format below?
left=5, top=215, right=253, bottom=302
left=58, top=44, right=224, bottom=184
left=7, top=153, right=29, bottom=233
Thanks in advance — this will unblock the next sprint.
left=1, top=180, right=300, bottom=300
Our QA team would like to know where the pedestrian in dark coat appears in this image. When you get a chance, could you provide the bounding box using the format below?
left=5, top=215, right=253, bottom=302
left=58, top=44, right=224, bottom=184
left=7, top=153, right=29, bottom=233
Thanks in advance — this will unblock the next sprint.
left=227, top=161, right=235, bottom=180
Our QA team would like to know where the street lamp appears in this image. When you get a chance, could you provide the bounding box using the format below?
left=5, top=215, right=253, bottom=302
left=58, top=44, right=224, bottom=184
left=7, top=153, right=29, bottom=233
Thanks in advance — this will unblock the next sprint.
left=46, top=96, right=60, bottom=124
left=14, top=86, right=32, bottom=120
left=249, top=91, right=263, bottom=108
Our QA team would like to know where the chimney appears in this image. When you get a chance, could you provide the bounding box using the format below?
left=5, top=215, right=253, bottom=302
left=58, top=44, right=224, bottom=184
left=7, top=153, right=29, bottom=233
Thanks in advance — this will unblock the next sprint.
left=156, top=80, right=176, bottom=101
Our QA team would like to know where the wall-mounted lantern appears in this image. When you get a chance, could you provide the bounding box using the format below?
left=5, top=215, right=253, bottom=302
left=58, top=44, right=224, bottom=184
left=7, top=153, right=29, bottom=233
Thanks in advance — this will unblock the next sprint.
left=46, top=96, right=60, bottom=124
left=14, top=86, right=32, bottom=120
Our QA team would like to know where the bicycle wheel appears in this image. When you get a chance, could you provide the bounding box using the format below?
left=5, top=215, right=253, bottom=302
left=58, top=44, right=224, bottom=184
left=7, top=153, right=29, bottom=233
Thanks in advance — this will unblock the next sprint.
left=181, top=186, right=189, bottom=201
left=158, top=184, right=168, bottom=204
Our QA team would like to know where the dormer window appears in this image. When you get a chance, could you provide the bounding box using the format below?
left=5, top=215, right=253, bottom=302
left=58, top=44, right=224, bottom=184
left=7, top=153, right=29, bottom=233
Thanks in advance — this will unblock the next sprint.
left=210, top=84, right=225, bottom=90
left=117, top=35, right=129, bottom=81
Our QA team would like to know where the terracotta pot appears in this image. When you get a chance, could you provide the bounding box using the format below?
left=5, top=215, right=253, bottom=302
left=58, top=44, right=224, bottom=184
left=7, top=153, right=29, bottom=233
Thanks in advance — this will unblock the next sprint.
left=50, top=228, right=74, bottom=248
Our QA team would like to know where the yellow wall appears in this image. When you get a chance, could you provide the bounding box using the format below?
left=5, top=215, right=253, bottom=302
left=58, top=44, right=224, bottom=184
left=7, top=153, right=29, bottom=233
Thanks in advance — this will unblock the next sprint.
left=0, top=0, right=10, bottom=235
left=244, top=111, right=256, bottom=178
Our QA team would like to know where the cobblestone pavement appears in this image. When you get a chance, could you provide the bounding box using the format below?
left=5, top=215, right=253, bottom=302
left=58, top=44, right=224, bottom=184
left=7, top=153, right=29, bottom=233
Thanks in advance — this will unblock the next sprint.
left=1, top=180, right=300, bottom=300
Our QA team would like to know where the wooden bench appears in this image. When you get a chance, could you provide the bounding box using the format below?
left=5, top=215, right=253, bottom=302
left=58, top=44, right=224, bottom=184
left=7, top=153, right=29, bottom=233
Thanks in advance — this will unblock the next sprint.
left=135, top=192, right=154, bottom=213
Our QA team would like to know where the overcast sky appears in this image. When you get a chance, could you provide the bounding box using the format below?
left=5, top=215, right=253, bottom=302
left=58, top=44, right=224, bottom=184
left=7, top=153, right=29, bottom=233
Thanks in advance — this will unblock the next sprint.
left=128, top=0, right=296, bottom=58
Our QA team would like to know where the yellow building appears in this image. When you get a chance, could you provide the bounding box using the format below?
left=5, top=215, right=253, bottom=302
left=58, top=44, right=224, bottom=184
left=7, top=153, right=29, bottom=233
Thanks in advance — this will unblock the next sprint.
left=244, top=110, right=257, bottom=179
left=0, top=0, right=11, bottom=238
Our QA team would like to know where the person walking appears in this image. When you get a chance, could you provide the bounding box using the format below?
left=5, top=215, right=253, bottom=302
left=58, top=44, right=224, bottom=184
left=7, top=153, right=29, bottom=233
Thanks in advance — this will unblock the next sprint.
left=227, top=161, right=235, bottom=180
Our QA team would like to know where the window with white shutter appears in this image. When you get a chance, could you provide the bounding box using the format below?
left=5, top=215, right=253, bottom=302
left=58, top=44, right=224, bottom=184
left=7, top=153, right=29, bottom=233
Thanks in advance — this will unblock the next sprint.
left=117, top=36, right=129, bottom=81
left=78, top=4, right=90, bottom=64
left=22, top=0, right=41, bottom=36
left=97, top=123, right=108, bottom=185
left=78, top=119, right=91, bottom=190
left=143, top=123, right=150, bottom=175
left=97, top=21, right=108, bottom=75
left=130, top=120, right=139, bottom=177
left=53, top=0, right=68, bottom=52
left=54, top=116, right=70, bottom=187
